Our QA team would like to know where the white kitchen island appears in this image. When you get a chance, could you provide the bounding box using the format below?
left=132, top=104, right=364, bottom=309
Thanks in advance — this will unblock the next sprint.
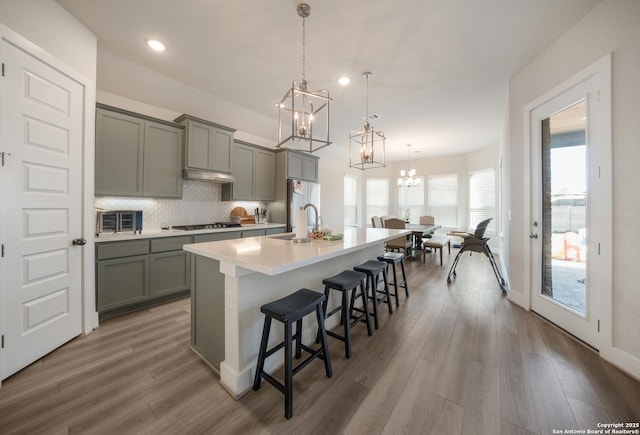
left=183, top=227, right=409, bottom=399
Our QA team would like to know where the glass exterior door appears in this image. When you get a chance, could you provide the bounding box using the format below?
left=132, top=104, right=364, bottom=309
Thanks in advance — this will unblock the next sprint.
left=541, top=101, right=587, bottom=315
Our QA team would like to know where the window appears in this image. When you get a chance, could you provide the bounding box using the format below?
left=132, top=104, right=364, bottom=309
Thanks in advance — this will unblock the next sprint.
left=469, top=167, right=496, bottom=232
left=398, top=177, right=424, bottom=223
left=427, top=174, right=458, bottom=228
left=366, top=178, right=389, bottom=224
left=344, top=174, right=358, bottom=227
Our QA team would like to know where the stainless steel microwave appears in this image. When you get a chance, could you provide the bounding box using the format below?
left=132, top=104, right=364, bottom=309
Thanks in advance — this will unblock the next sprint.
left=96, top=210, right=143, bottom=235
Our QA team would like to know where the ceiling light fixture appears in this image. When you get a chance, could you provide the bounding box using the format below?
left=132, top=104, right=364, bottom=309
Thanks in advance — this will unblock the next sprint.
left=348, top=72, right=386, bottom=170
left=338, top=76, right=351, bottom=86
left=146, top=39, right=166, bottom=52
left=276, top=3, right=331, bottom=153
left=398, top=144, right=421, bottom=187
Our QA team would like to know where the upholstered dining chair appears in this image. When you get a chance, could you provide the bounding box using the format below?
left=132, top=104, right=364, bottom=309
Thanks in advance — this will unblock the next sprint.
left=383, top=218, right=412, bottom=255
left=419, top=215, right=435, bottom=239
left=371, top=216, right=383, bottom=228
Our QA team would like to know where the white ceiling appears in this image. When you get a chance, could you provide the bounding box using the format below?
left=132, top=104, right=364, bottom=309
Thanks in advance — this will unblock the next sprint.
left=56, top=0, right=601, bottom=162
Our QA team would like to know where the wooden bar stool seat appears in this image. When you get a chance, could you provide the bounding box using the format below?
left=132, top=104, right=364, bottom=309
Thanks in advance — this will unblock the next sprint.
left=354, top=260, right=393, bottom=329
left=253, top=288, right=332, bottom=419
left=377, top=252, right=409, bottom=306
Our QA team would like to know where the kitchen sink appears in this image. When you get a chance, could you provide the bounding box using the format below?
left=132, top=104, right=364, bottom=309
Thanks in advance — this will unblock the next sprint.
left=268, top=232, right=297, bottom=241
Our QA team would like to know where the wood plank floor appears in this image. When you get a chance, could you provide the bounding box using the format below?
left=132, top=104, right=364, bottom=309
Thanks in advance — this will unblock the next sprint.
left=1, top=251, right=639, bottom=434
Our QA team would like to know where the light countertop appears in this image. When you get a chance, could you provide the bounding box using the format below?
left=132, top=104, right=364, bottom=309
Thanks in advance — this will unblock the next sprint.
left=183, top=227, right=410, bottom=276
left=94, top=223, right=286, bottom=243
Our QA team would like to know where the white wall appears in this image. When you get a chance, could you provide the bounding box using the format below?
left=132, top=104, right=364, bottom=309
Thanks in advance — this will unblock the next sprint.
left=507, top=0, right=640, bottom=371
left=0, top=0, right=96, bottom=80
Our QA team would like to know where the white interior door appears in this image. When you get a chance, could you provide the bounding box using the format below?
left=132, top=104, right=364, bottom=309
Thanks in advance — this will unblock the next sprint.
left=528, top=69, right=606, bottom=349
left=0, top=37, right=84, bottom=380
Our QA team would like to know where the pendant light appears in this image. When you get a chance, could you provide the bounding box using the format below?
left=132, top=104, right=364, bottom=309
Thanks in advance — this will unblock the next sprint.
left=348, top=72, right=386, bottom=170
left=398, top=144, right=421, bottom=187
left=276, top=3, right=331, bottom=153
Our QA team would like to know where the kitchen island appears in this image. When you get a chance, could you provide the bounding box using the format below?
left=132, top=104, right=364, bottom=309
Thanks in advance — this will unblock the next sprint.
left=183, top=227, right=409, bottom=398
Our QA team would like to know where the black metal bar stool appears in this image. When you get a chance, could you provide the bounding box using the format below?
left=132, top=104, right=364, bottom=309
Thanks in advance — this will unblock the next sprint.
left=319, top=269, right=372, bottom=358
left=377, top=252, right=409, bottom=306
left=354, top=260, right=393, bottom=329
left=253, top=288, right=332, bottom=419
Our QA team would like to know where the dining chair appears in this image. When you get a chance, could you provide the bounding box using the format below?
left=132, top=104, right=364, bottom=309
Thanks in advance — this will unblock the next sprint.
left=383, top=218, right=412, bottom=255
left=371, top=216, right=382, bottom=228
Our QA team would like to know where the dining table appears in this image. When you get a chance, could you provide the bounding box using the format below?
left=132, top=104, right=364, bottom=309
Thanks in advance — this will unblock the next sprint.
left=405, top=223, right=441, bottom=258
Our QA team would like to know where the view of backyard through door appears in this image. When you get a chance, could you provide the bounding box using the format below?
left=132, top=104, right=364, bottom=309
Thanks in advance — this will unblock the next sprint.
left=544, top=101, right=587, bottom=315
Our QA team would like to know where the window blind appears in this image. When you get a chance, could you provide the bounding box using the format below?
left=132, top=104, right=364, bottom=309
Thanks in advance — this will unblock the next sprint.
left=398, top=176, right=424, bottom=223
left=427, top=174, right=458, bottom=228
left=344, top=174, right=358, bottom=227
left=469, top=168, right=496, bottom=232
left=366, top=178, right=389, bottom=223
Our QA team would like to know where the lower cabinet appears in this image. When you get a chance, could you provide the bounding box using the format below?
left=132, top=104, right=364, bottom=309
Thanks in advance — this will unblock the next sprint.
left=96, top=227, right=286, bottom=320
left=96, top=236, right=192, bottom=320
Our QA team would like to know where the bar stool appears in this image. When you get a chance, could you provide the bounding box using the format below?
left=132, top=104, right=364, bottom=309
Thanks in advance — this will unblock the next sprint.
left=253, top=288, right=332, bottom=419
left=377, top=252, right=409, bottom=306
left=354, top=260, right=393, bottom=329
left=320, top=269, right=372, bottom=358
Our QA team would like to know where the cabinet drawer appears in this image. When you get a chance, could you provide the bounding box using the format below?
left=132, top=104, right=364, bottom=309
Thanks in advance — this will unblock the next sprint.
left=97, top=240, right=149, bottom=260
left=150, top=236, right=194, bottom=253
left=242, top=229, right=266, bottom=238
left=194, top=231, right=241, bottom=243
left=265, top=227, right=285, bottom=235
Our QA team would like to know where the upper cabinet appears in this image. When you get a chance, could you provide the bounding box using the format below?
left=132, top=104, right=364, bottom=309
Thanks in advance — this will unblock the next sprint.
left=222, top=141, right=275, bottom=201
left=95, top=105, right=183, bottom=198
left=278, top=150, right=319, bottom=182
left=174, top=114, right=235, bottom=174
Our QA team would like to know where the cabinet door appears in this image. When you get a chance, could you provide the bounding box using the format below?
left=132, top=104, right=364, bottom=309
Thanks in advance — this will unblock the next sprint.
left=212, top=128, right=233, bottom=173
left=254, top=149, right=275, bottom=201
left=230, top=144, right=254, bottom=199
left=193, top=231, right=241, bottom=243
left=302, top=155, right=318, bottom=182
left=287, top=152, right=304, bottom=180
left=143, top=122, right=183, bottom=198
left=185, top=120, right=213, bottom=170
left=96, top=255, right=149, bottom=311
left=95, top=108, right=144, bottom=196
left=150, top=251, right=190, bottom=297
left=242, top=229, right=266, bottom=238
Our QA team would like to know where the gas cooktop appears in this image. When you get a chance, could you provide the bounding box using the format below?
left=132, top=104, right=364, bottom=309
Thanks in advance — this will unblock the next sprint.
left=169, top=222, right=241, bottom=230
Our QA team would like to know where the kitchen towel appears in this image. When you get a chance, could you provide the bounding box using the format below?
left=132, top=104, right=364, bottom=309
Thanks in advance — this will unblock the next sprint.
left=295, top=208, right=307, bottom=240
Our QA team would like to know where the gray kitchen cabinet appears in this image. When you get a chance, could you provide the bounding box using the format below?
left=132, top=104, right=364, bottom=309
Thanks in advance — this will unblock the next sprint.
left=174, top=114, right=235, bottom=174
left=193, top=231, right=241, bottom=243
left=222, top=141, right=275, bottom=201
left=276, top=149, right=319, bottom=182
left=265, top=227, right=285, bottom=235
left=150, top=251, right=190, bottom=298
left=96, top=254, right=149, bottom=313
left=96, top=235, right=192, bottom=320
left=95, top=105, right=183, bottom=198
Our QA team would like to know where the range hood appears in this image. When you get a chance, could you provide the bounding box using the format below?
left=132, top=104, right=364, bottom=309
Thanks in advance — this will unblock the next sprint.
left=183, top=168, right=236, bottom=183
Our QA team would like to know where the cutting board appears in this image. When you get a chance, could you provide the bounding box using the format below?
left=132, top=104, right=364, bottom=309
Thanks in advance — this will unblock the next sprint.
left=230, top=207, right=255, bottom=224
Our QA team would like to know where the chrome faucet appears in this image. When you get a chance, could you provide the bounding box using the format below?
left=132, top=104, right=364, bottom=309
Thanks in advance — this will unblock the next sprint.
left=303, top=203, right=320, bottom=231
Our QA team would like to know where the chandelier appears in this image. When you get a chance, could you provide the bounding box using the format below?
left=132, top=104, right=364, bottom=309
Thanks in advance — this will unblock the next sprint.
left=397, top=144, right=421, bottom=187
left=276, top=3, right=331, bottom=153
left=348, top=72, right=386, bottom=170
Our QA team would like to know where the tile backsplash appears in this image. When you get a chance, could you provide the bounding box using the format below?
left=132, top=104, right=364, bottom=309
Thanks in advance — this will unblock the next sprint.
left=95, top=180, right=266, bottom=230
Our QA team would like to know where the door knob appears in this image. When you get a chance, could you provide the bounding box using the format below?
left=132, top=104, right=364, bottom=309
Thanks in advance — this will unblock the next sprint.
left=72, top=238, right=87, bottom=246
left=529, top=233, right=538, bottom=239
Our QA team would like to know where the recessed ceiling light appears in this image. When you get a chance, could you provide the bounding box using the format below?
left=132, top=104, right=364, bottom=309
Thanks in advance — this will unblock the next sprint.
left=338, top=76, right=351, bottom=86
left=146, top=39, right=166, bottom=52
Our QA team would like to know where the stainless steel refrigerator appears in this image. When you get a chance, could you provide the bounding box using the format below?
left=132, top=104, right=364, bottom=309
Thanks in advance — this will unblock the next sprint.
left=286, top=179, right=321, bottom=233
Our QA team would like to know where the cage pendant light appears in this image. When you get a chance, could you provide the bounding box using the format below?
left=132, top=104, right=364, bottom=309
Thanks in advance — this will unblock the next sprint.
left=398, top=144, right=421, bottom=187
left=348, top=72, right=386, bottom=170
left=276, top=3, right=331, bottom=153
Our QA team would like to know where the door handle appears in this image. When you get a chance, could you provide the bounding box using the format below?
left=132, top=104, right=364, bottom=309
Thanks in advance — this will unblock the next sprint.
left=72, top=238, right=87, bottom=246
left=529, top=233, right=538, bottom=239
